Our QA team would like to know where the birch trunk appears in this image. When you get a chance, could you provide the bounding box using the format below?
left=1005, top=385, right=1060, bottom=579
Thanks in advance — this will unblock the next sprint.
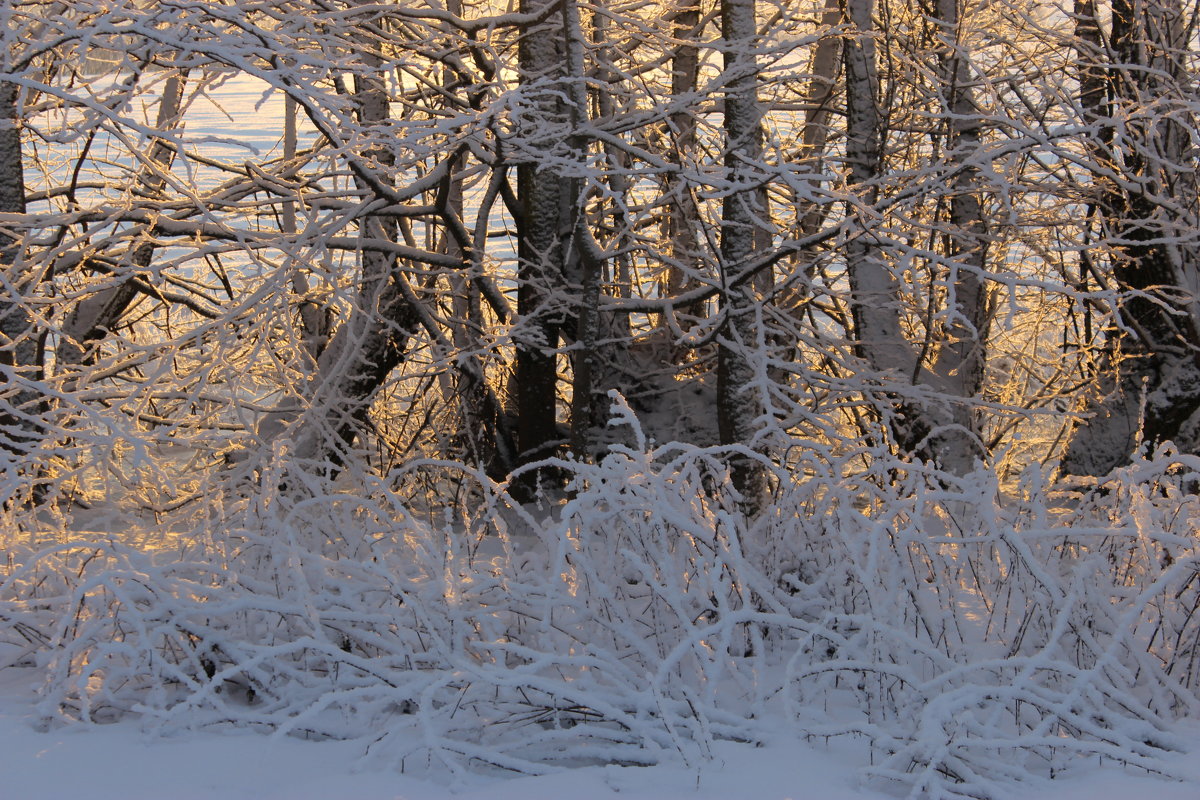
left=842, top=0, right=920, bottom=417
left=925, top=0, right=990, bottom=475
left=717, top=0, right=769, bottom=505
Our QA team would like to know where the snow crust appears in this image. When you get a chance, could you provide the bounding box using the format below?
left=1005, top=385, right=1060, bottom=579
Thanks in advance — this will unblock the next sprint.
left=2, top=669, right=1196, bottom=800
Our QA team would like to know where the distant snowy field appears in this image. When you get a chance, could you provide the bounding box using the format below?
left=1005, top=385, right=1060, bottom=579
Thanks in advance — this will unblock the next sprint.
left=3, top=668, right=1197, bottom=800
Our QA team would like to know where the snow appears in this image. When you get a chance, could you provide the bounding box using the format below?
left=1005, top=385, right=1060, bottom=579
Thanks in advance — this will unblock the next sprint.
left=10, top=28, right=1200, bottom=800
left=5, top=445, right=1200, bottom=800
left=2, top=666, right=1198, bottom=800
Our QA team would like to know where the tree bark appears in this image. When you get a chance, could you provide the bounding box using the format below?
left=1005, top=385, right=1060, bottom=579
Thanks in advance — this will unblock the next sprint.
left=282, top=92, right=329, bottom=366
left=56, top=71, right=188, bottom=372
left=717, top=0, right=770, bottom=506
left=795, top=0, right=842, bottom=241
left=842, top=0, right=990, bottom=474
left=439, top=0, right=517, bottom=479
left=925, top=0, right=991, bottom=474
left=512, top=0, right=574, bottom=495
left=0, top=76, right=40, bottom=460
left=663, top=0, right=704, bottom=314
left=1062, top=0, right=1200, bottom=475
left=272, top=28, right=422, bottom=467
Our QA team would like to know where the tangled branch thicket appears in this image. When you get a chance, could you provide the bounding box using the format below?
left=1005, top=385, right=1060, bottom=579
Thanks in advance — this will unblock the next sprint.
left=2, top=0, right=1200, bottom=796
left=1, top=404, right=1198, bottom=798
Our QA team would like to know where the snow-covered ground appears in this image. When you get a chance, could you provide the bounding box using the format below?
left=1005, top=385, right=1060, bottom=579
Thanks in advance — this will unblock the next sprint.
left=2, top=668, right=1196, bottom=800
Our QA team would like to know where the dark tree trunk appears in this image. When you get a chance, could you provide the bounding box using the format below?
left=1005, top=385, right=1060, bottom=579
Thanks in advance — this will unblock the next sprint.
left=273, top=33, right=422, bottom=468
left=57, top=72, right=188, bottom=371
left=664, top=1, right=703, bottom=314
left=512, top=0, right=574, bottom=496
left=1062, top=0, right=1200, bottom=475
left=0, top=77, right=43, bottom=467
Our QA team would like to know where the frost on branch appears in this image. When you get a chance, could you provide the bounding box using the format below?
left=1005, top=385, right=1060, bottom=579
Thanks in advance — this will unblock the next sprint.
left=1, top=425, right=1198, bottom=796
left=787, top=456, right=1200, bottom=797
left=2, top=0, right=1199, bottom=795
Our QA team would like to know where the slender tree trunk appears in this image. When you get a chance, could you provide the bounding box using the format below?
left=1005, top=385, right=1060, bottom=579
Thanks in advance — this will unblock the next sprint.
left=56, top=71, right=188, bottom=371
left=283, top=92, right=328, bottom=365
left=717, top=0, right=770, bottom=505
left=779, top=0, right=842, bottom=326
left=842, top=0, right=917, bottom=418
left=0, top=76, right=40, bottom=459
left=664, top=0, right=703, bottom=314
left=279, top=33, right=421, bottom=466
left=842, top=0, right=991, bottom=474
left=513, top=0, right=573, bottom=493
left=925, top=0, right=990, bottom=474
left=795, top=0, right=841, bottom=241
left=439, top=1, right=516, bottom=479
left=563, top=0, right=638, bottom=459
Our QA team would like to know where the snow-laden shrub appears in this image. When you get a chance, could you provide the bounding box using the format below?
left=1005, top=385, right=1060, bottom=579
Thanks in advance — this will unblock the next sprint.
left=783, top=452, right=1200, bottom=798
left=1, top=402, right=1198, bottom=796
left=0, top=410, right=807, bottom=776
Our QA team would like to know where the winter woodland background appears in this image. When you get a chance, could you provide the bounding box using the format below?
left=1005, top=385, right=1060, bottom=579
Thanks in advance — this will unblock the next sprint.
left=1, top=0, right=1200, bottom=797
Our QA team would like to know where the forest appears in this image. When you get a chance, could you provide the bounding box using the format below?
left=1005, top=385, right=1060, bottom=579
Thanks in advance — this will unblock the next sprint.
left=0, top=0, right=1198, bottom=796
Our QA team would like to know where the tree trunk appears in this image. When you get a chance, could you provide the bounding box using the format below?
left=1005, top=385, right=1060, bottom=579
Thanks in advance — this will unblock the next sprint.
left=1062, top=0, right=1200, bottom=475
left=842, top=0, right=917, bottom=439
left=283, top=92, right=329, bottom=366
left=925, top=0, right=991, bottom=475
left=663, top=1, right=704, bottom=315
left=842, top=0, right=990, bottom=475
left=0, top=76, right=41, bottom=460
left=512, top=0, right=574, bottom=495
left=794, top=0, right=841, bottom=241
left=56, top=71, right=188, bottom=372
left=274, top=33, right=421, bottom=467
left=439, top=1, right=517, bottom=479
left=717, top=0, right=770, bottom=506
